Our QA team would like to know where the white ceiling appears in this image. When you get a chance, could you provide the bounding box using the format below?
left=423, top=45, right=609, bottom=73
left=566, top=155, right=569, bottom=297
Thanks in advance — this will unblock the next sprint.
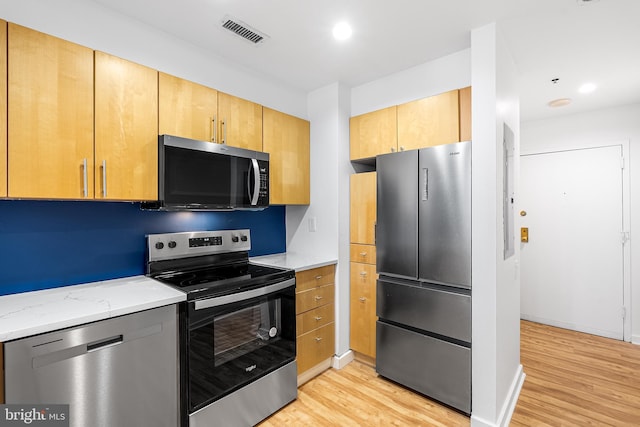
left=92, top=0, right=640, bottom=122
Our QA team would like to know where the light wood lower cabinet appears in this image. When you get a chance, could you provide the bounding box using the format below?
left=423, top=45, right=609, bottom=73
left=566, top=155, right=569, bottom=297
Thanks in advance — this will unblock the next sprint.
left=350, top=259, right=377, bottom=360
left=295, top=264, right=335, bottom=384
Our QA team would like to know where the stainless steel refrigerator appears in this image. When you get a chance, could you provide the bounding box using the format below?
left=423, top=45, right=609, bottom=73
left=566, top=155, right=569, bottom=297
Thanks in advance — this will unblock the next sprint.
left=375, top=140, right=471, bottom=414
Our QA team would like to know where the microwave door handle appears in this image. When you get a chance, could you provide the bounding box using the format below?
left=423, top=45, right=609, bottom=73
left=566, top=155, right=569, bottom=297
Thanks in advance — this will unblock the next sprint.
left=249, top=158, right=260, bottom=205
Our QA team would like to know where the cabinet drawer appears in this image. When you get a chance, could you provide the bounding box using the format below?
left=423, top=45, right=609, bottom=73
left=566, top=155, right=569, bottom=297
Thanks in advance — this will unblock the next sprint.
left=296, top=265, right=335, bottom=292
left=377, top=277, right=470, bottom=343
left=350, top=244, right=376, bottom=265
left=297, top=304, right=334, bottom=336
left=297, top=322, right=335, bottom=374
left=296, top=284, right=334, bottom=314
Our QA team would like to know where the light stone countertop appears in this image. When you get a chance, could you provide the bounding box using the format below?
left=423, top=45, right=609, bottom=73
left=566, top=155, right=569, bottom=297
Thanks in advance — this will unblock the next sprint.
left=0, top=275, right=186, bottom=341
left=250, top=252, right=337, bottom=272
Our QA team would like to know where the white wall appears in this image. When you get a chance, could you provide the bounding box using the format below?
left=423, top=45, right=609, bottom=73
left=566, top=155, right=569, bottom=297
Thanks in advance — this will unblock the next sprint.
left=351, top=49, right=471, bottom=116
left=470, top=23, right=523, bottom=427
left=521, top=103, right=640, bottom=343
left=286, top=82, right=351, bottom=355
left=0, top=0, right=307, bottom=118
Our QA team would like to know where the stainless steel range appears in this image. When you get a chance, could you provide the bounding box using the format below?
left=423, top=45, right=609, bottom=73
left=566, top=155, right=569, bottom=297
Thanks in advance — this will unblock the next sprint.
left=146, top=230, right=297, bottom=427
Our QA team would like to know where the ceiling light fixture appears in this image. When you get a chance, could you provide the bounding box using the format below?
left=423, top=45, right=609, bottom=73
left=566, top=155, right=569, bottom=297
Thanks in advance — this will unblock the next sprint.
left=548, top=98, right=572, bottom=108
left=332, top=21, right=352, bottom=41
left=578, top=83, right=597, bottom=94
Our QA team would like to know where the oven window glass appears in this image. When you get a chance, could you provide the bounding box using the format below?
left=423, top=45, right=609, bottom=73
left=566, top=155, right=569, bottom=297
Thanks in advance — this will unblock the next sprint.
left=187, top=287, right=295, bottom=412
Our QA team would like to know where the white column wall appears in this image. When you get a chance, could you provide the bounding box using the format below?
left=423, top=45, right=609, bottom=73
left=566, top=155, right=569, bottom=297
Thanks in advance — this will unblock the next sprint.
left=521, top=104, right=640, bottom=343
left=286, top=83, right=350, bottom=356
left=0, top=0, right=307, bottom=118
left=470, top=23, right=523, bottom=427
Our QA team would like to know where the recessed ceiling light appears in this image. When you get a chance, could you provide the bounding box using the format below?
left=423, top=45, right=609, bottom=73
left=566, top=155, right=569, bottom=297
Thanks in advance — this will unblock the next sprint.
left=332, top=22, right=352, bottom=41
left=548, top=98, right=572, bottom=108
left=578, top=83, right=597, bottom=94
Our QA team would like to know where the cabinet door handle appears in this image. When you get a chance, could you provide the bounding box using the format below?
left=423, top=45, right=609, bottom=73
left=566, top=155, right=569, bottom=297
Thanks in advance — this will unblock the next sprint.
left=82, top=158, right=88, bottom=198
left=359, top=297, right=366, bottom=302
left=212, top=115, right=217, bottom=143
left=315, top=275, right=322, bottom=280
left=314, top=295, right=323, bottom=301
left=314, top=316, right=323, bottom=321
left=391, top=147, right=396, bottom=153
left=400, top=146, right=405, bottom=151
left=222, top=118, right=227, bottom=144
left=102, top=160, right=107, bottom=198
left=315, top=337, right=323, bottom=342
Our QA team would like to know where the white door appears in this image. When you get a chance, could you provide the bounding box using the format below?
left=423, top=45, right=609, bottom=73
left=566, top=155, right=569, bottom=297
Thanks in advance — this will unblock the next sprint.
left=520, top=146, right=625, bottom=340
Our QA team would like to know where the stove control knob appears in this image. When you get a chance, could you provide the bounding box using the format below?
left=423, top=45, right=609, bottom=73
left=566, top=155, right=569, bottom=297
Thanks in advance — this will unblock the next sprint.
left=155, top=242, right=164, bottom=250
left=231, top=236, right=239, bottom=243
left=168, top=241, right=177, bottom=249
left=240, top=235, right=248, bottom=242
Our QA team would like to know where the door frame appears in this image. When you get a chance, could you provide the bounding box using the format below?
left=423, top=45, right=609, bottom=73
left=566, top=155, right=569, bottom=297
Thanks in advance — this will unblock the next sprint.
left=520, top=140, right=631, bottom=341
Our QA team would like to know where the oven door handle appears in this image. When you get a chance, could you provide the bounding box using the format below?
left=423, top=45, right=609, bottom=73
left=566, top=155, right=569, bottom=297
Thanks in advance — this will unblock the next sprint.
left=194, top=278, right=295, bottom=310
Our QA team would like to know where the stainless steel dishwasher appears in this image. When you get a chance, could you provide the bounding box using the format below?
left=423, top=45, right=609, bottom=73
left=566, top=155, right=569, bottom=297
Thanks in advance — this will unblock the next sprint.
left=4, top=304, right=179, bottom=427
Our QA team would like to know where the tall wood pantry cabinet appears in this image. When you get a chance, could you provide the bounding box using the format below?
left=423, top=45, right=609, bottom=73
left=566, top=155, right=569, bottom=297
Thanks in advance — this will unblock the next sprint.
left=349, top=172, right=378, bottom=362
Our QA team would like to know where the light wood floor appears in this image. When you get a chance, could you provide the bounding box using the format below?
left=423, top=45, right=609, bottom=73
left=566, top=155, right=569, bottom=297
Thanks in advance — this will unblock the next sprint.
left=259, top=320, right=640, bottom=426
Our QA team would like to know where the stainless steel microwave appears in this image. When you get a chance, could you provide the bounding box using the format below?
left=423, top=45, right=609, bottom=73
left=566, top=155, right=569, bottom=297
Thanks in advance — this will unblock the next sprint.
left=142, top=135, right=269, bottom=211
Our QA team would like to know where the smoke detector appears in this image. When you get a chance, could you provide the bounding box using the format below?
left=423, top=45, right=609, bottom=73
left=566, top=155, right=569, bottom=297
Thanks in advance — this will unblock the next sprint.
left=221, top=16, right=269, bottom=44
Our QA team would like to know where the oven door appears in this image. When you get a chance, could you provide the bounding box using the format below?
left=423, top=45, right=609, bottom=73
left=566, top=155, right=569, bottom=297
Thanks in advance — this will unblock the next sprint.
left=186, top=279, right=296, bottom=414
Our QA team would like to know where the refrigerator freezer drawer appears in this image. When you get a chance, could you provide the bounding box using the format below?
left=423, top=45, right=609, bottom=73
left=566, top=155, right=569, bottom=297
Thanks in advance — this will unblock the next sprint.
left=376, top=321, right=470, bottom=414
left=377, top=277, right=471, bottom=343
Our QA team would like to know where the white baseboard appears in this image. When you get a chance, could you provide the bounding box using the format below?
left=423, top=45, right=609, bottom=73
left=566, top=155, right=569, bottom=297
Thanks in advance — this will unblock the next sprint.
left=632, top=334, right=640, bottom=345
left=471, top=364, right=525, bottom=427
left=332, top=350, right=354, bottom=370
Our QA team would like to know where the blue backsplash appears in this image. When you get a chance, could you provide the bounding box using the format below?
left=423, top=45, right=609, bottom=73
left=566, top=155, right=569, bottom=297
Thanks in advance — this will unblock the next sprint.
left=0, top=200, right=286, bottom=296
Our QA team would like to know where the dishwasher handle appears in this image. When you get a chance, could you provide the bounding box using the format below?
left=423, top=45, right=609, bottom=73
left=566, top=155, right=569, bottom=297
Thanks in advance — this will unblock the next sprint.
left=87, top=335, right=123, bottom=352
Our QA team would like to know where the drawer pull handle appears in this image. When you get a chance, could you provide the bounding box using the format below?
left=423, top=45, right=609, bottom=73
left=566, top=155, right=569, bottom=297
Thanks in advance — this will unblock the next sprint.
left=315, top=275, right=322, bottom=280
left=359, top=252, right=367, bottom=257
left=315, top=337, right=323, bottom=342
left=360, top=271, right=367, bottom=277
left=315, top=296, right=323, bottom=301
left=314, top=316, right=323, bottom=321
left=359, top=297, right=366, bottom=302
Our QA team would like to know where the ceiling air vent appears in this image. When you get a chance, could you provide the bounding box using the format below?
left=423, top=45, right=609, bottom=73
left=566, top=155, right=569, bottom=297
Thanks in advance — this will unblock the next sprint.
left=221, top=16, right=269, bottom=44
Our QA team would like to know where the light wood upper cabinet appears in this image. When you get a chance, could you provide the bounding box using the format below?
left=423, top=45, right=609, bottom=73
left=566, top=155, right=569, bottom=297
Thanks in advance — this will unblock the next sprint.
left=158, top=73, right=218, bottom=142
left=217, top=92, right=262, bottom=151
left=8, top=23, right=94, bottom=199
left=263, top=107, right=310, bottom=205
left=350, top=172, right=377, bottom=245
left=397, top=89, right=460, bottom=150
left=459, top=86, right=472, bottom=141
left=94, top=51, right=158, bottom=201
left=350, top=105, right=397, bottom=160
left=0, top=20, right=6, bottom=198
